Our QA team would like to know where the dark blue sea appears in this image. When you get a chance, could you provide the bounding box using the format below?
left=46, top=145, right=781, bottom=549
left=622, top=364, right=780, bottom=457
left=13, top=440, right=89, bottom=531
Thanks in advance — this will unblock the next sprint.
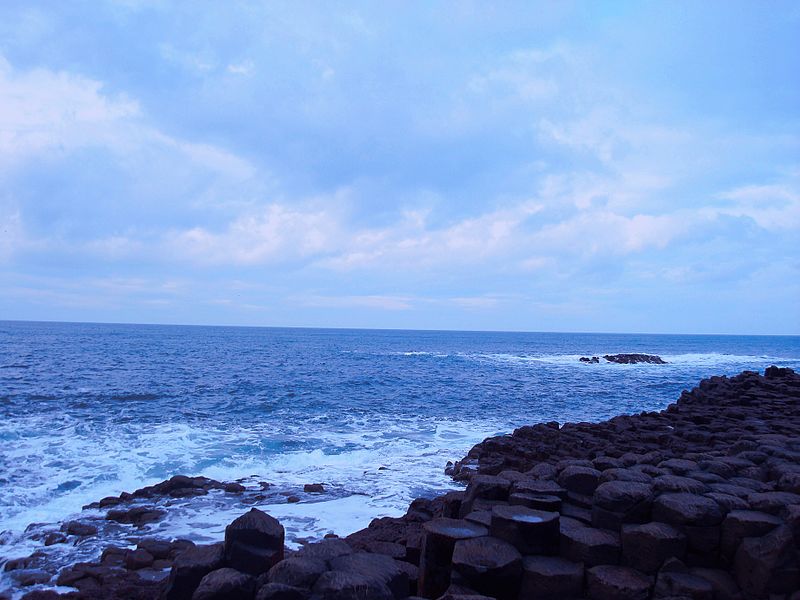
left=1, top=321, right=799, bottom=590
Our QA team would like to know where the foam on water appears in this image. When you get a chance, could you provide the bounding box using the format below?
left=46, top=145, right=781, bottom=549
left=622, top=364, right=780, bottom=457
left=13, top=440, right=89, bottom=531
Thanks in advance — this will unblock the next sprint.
left=1, top=322, right=799, bottom=596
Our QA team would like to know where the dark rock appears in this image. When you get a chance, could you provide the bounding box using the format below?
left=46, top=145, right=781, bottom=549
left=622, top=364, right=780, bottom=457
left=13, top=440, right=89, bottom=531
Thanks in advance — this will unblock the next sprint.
left=558, top=466, right=601, bottom=496
left=602, top=354, right=666, bottom=364
left=489, top=505, right=560, bottom=555
left=163, top=542, right=225, bottom=600
left=255, top=583, right=309, bottom=600
left=418, top=518, right=487, bottom=599
left=225, top=508, right=285, bottom=575
left=654, top=569, right=714, bottom=599
left=621, top=522, right=686, bottom=574
left=652, top=493, right=723, bottom=526
left=11, top=569, right=52, bottom=586
left=329, top=552, right=409, bottom=599
left=720, top=510, right=783, bottom=558
left=295, top=538, right=353, bottom=563
left=44, top=532, right=67, bottom=546
left=303, top=483, right=325, bottom=493
left=451, top=536, right=521, bottom=599
left=107, top=505, right=166, bottom=526
left=560, top=525, right=620, bottom=567
left=192, top=568, right=255, bottom=600
left=734, top=524, right=800, bottom=596
left=138, top=538, right=173, bottom=560
left=224, top=483, right=246, bottom=494
left=586, top=565, right=652, bottom=599
left=519, top=555, right=583, bottom=600
left=689, top=568, right=742, bottom=600
left=61, top=520, right=98, bottom=537
left=311, top=570, right=393, bottom=600
left=267, top=557, right=326, bottom=588
left=125, top=548, right=154, bottom=570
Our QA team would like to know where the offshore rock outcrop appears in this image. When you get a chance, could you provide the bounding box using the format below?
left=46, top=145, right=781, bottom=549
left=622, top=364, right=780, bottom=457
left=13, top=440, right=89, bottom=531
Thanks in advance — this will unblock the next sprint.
left=5, top=366, right=800, bottom=599
left=579, top=354, right=667, bottom=364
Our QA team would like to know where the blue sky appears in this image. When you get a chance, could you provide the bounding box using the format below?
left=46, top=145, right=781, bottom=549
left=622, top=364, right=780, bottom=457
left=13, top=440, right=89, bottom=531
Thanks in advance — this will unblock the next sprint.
left=0, top=1, right=798, bottom=333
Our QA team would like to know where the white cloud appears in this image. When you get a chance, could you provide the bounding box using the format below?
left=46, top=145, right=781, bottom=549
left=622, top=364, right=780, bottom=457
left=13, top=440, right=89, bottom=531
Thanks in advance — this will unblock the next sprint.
left=166, top=200, right=344, bottom=266
left=0, top=55, right=254, bottom=181
left=716, top=179, right=800, bottom=230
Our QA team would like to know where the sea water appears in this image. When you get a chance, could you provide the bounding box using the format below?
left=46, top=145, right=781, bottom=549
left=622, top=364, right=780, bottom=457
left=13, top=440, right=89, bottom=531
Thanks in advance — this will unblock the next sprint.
left=1, top=321, right=799, bottom=586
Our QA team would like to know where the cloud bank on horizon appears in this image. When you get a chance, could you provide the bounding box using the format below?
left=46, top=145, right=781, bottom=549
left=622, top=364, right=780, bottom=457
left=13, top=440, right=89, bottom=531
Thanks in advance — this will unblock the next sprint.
left=0, top=1, right=798, bottom=333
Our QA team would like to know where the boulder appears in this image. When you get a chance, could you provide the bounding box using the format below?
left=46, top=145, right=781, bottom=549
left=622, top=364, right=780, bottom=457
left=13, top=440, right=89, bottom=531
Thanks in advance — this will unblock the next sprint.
left=267, top=557, right=327, bottom=589
left=558, top=466, right=601, bottom=496
left=163, top=543, right=225, bottom=600
left=192, top=568, right=255, bottom=600
left=225, top=508, right=285, bottom=575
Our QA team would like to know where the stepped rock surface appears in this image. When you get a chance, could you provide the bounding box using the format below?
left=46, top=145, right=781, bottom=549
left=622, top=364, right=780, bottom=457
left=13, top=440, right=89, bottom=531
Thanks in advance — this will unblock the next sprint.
left=3, top=366, right=799, bottom=599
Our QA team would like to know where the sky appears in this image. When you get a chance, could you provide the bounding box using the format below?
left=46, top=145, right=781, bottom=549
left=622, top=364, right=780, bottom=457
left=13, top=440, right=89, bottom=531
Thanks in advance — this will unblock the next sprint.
left=0, top=1, right=798, bottom=334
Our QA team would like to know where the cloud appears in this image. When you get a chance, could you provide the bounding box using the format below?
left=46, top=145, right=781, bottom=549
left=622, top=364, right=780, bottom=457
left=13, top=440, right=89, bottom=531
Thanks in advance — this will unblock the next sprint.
left=166, top=199, right=344, bottom=266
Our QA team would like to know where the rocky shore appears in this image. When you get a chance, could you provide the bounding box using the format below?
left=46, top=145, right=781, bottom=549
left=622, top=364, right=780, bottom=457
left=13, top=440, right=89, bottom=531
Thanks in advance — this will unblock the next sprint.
left=3, top=366, right=800, bottom=599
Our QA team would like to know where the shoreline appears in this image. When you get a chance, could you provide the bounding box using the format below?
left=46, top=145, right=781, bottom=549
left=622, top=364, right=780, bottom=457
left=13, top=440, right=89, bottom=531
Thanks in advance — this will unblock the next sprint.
left=2, top=366, right=799, bottom=599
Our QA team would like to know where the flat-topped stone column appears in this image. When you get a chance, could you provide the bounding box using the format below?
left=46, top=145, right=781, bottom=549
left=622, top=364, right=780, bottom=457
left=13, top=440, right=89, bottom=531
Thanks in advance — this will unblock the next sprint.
left=417, top=518, right=487, bottom=599
left=489, top=505, right=560, bottom=555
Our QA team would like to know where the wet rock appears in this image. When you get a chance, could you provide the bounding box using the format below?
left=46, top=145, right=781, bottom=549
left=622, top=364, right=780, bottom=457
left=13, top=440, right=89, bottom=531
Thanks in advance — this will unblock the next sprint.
left=586, top=565, right=652, bottom=599
left=137, top=538, right=173, bottom=560
left=163, top=542, right=225, bottom=600
left=225, top=508, right=285, bottom=576
left=107, top=506, right=166, bottom=526
left=125, top=548, right=154, bottom=570
left=11, top=569, right=52, bottom=586
left=43, top=532, right=67, bottom=546
left=519, top=555, right=583, bottom=600
left=621, top=522, right=686, bottom=574
left=192, top=568, right=255, bottom=600
left=61, top=520, right=98, bottom=537
left=303, top=483, right=325, bottom=493
left=603, top=354, right=666, bottom=364
left=451, top=536, right=522, bottom=599
left=223, top=483, right=246, bottom=494
left=489, top=505, right=560, bottom=555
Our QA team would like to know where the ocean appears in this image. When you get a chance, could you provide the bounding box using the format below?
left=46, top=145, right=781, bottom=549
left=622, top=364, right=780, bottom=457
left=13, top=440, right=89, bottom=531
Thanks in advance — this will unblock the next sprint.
left=1, top=321, right=799, bottom=587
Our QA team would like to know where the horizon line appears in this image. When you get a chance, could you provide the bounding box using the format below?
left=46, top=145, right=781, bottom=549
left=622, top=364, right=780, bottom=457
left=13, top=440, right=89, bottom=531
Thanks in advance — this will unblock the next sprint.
left=1, top=318, right=798, bottom=338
